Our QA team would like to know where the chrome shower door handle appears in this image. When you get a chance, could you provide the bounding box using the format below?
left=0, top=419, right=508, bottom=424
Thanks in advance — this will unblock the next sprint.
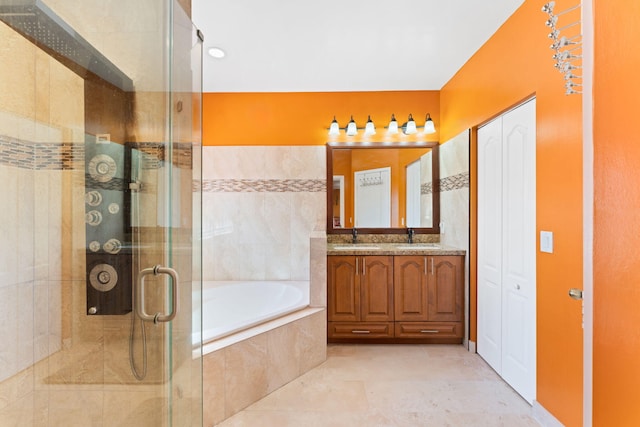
left=135, top=265, right=180, bottom=323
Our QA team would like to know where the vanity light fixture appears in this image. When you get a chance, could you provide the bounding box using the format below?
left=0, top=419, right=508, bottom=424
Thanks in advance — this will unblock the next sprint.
left=327, top=113, right=436, bottom=136
left=364, top=115, right=376, bottom=136
left=346, top=116, right=358, bottom=136
left=423, top=113, right=436, bottom=134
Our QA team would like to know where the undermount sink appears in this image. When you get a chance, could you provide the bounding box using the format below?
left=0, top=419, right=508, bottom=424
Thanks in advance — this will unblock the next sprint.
left=332, top=244, right=380, bottom=250
left=395, top=244, right=440, bottom=250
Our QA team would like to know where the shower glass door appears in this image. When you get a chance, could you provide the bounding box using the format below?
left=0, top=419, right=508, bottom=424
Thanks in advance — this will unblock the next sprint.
left=0, top=0, right=202, bottom=425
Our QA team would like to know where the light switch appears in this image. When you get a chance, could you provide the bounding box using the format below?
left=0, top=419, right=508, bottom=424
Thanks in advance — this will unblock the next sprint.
left=540, top=231, right=553, bottom=253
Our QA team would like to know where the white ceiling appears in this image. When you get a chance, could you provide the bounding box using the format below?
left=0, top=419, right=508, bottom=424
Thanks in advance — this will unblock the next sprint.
left=192, top=0, right=524, bottom=93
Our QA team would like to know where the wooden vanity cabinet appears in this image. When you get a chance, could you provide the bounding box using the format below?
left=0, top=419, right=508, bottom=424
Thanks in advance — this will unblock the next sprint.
left=327, top=255, right=394, bottom=339
left=394, top=255, right=464, bottom=342
left=328, top=254, right=464, bottom=343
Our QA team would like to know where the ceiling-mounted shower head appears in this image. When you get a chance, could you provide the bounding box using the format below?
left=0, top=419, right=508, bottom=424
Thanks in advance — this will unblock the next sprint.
left=0, top=0, right=132, bottom=91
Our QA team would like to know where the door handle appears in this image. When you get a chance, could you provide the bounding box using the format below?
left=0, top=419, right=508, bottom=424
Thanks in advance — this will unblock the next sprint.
left=135, top=265, right=179, bottom=323
left=568, top=288, right=583, bottom=300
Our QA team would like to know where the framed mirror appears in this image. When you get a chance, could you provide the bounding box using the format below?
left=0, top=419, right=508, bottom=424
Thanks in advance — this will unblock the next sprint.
left=326, top=142, right=440, bottom=234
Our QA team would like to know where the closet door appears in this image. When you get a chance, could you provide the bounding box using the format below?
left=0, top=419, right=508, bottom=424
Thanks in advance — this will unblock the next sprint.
left=477, top=116, right=504, bottom=373
left=477, top=99, right=536, bottom=404
left=501, top=100, right=536, bottom=403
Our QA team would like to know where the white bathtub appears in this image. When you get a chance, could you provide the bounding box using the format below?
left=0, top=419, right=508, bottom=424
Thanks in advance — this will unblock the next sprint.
left=195, top=281, right=310, bottom=345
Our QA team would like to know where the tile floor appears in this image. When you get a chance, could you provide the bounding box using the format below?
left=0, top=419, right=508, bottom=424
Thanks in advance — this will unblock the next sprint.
left=217, top=344, right=540, bottom=427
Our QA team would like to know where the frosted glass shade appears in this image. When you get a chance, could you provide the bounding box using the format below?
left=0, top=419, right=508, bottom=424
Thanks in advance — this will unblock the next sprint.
left=346, top=117, right=358, bottom=136
left=328, top=117, right=340, bottom=136
left=404, top=114, right=417, bottom=135
left=387, top=114, right=399, bottom=134
left=364, top=116, right=376, bottom=136
left=424, top=114, right=436, bottom=134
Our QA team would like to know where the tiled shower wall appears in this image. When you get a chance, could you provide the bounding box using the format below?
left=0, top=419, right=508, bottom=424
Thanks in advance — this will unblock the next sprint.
left=202, top=146, right=326, bottom=281
left=0, top=18, right=85, bottom=422
left=439, top=129, right=471, bottom=343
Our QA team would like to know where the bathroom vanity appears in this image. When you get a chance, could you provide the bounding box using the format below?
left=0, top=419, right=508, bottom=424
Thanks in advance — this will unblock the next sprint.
left=325, top=141, right=465, bottom=344
left=327, top=244, right=465, bottom=344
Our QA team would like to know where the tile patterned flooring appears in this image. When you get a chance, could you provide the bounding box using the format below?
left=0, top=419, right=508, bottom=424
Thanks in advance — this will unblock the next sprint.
left=217, top=344, right=540, bottom=427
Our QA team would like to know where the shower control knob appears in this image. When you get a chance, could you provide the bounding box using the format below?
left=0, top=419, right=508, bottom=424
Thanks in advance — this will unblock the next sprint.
left=97, top=271, right=111, bottom=284
left=89, top=264, right=118, bottom=292
left=103, top=238, right=122, bottom=254
left=85, top=210, right=103, bottom=226
left=108, top=203, right=120, bottom=214
left=88, top=306, right=98, bottom=315
left=85, top=190, right=103, bottom=206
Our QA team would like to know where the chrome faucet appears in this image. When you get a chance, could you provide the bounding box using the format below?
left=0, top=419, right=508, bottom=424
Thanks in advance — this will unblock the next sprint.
left=352, top=228, right=358, bottom=244
left=407, top=228, right=415, bottom=244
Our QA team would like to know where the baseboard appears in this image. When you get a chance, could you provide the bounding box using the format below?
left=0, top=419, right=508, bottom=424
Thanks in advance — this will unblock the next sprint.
left=468, top=340, right=476, bottom=353
left=533, top=400, right=564, bottom=427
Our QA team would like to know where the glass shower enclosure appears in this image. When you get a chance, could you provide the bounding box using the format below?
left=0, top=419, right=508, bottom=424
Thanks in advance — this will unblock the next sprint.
left=0, top=0, right=203, bottom=425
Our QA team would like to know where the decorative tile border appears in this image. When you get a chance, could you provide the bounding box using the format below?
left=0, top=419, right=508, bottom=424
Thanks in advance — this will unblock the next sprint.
left=440, top=171, right=470, bottom=192
left=421, top=182, right=433, bottom=195
left=422, top=171, right=470, bottom=195
left=0, top=135, right=84, bottom=170
left=201, top=179, right=326, bottom=193
left=0, top=136, right=193, bottom=171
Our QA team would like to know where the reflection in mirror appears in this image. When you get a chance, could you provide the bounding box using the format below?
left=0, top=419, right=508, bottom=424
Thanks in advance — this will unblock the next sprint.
left=327, top=143, right=440, bottom=234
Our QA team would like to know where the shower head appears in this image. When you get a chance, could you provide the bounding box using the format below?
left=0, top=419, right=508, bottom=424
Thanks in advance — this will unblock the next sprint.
left=0, top=0, right=132, bottom=91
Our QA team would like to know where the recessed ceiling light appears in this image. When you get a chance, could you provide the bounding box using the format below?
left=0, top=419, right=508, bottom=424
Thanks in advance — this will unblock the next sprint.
left=208, top=47, right=226, bottom=59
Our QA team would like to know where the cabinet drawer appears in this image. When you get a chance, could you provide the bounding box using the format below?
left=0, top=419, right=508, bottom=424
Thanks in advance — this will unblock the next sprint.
left=394, top=322, right=461, bottom=339
left=328, top=322, right=393, bottom=339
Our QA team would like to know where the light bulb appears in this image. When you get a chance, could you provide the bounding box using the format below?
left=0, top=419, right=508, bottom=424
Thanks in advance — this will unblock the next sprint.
left=346, top=116, right=357, bottom=136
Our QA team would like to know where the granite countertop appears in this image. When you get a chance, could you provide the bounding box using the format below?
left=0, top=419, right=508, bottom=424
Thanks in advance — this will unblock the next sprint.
left=326, top=242, right=466, bottom=256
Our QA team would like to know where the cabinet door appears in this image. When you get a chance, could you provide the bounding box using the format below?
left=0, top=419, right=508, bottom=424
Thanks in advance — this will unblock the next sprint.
left=427, top=256, right=464, bottom=322
left=327, top=256, right=359, bottom=321
left=394, top=256, right=428, bottom=321
left=360, top=256, right=394, bottom=322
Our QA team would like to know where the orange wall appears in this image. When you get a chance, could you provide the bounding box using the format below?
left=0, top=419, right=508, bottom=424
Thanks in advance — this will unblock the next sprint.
left=203, top=91, right=439, bottom=146
left=440, top=1, right=583, bottom=425
left=593, top=0, right=640, bottom=424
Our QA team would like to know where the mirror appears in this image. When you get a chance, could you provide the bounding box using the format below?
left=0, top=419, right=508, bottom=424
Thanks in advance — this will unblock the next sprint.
left=326, top=142, right=440, bottom=234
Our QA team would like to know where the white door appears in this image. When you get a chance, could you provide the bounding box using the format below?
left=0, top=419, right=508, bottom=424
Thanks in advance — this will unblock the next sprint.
left=354, top=167, right=391, bottom=227
left=477, top=116, right=504, bottom=373
left=477, top=99, right=536, bottom=404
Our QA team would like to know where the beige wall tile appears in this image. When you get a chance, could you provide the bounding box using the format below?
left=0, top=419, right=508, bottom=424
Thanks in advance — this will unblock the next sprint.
left=203, top=350, right=226, bottom=426
left=266, top=325, right=300, bottom=393
left=0, top=22, right=36, bottom=128
left=0, top=284, right=18, bottom=382
left=297, top=310, right=327, bottom=375
left=223, top=334, right=268, bottom=418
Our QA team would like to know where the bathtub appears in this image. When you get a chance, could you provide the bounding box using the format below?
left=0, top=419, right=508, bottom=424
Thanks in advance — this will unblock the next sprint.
left=195, top=280, right=310, bottom=347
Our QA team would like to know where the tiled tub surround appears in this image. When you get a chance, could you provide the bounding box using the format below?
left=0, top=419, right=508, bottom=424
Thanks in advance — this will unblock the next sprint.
left=202, top=146, right=326, bottom=281
left=201, top=146, right=329, bottom=425
left=203, top=308, right=327, bottom=426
